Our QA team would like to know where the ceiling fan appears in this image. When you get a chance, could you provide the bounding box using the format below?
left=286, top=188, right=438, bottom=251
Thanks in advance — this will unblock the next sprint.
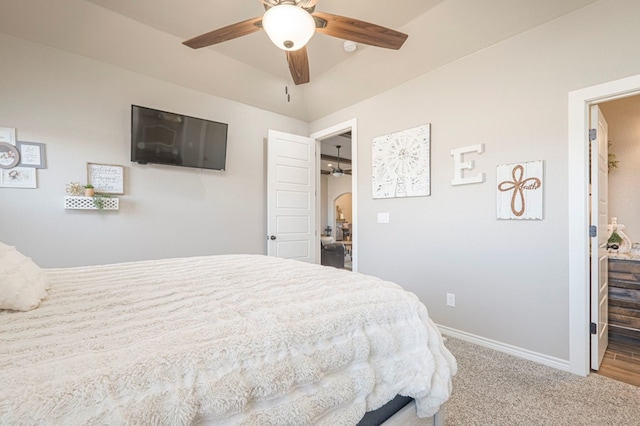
left=182, top=0, right=408, bottom=85
left=321, top=145, right=351, bottom=176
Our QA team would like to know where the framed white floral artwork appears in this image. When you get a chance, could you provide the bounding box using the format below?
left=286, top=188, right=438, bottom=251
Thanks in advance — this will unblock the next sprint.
left=0, top=166, right=37, bottom=189
left=372, top=124, right=430, bottom=199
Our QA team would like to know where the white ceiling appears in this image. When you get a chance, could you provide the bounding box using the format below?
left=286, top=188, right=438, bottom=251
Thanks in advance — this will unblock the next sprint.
left=0, top=0, right=599, bottom=121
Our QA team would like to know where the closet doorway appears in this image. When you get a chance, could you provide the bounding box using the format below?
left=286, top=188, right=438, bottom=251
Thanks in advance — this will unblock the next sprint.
left=592, top=95, right=640, bottom=386
left=568, top=73, right=640, bottom=377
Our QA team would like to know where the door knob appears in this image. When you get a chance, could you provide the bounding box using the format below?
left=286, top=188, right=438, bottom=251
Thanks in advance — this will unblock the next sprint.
left=269, top=235, right=277, bottom=240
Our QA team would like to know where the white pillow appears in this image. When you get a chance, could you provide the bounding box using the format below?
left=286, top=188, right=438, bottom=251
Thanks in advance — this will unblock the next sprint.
left=0, top=242, right=49, bottom=311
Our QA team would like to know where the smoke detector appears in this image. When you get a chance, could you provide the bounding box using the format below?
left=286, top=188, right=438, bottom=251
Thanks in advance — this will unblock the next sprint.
left=343, top=40, right=358, bottom=53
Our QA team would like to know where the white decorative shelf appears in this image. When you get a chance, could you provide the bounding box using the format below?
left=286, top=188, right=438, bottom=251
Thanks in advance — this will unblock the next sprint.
left=64, top=196, right=119, bottom=210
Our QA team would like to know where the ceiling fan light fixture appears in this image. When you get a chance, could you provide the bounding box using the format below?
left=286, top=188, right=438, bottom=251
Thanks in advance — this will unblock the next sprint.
left=331, top=144, right=345, bottom=177
left=262, top=5, right=316, bottom=51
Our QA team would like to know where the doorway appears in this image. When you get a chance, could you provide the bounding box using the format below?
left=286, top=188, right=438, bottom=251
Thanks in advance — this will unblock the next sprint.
left=311, top=119, right=358, bottom=272
left=593, top=95, right=640, bottom=386
left=320, top=134, right=353, bottom=270
left=568, top=73, right=640, bottom=377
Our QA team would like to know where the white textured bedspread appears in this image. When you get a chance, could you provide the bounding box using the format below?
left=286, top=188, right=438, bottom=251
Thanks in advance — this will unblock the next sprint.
left=0, top=254, right=456, bottom=425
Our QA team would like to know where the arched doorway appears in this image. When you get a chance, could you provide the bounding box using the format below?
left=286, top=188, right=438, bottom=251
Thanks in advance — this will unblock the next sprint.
left=334, top=192, right=352, bottom=241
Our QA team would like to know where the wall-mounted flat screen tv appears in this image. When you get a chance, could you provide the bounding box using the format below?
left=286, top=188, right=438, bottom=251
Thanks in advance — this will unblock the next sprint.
left=131, top=105, right=228, bottom=171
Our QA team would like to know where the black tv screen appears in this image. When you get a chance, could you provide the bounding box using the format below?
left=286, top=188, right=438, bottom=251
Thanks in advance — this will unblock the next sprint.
left=131, top=105, right=228, bottom=171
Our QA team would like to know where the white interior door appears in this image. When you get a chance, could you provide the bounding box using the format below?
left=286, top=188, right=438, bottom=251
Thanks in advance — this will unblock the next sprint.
left=267, top=130, right=316, bottom=262
left=590, top=104, right=609, bottom=371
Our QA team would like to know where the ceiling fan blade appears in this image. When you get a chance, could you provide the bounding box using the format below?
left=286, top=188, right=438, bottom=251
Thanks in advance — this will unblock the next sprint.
left=286, top=46, right=310, bottom=85
left=320, top=170, right=330, bottom=175
left=313, top=12, right=408, bottom=50
left=183, top=17, right=263, bottom=49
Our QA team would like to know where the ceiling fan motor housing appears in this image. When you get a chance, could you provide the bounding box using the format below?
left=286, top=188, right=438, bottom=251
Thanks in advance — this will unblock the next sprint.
left=263, top=0, right=317, bottom=13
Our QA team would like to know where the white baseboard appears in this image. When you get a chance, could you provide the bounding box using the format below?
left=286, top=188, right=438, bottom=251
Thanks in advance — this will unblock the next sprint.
left=437, top=325, right=572, bottom=373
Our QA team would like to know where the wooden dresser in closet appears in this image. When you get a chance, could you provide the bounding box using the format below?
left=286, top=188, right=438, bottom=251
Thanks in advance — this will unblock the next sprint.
left=608, top=258, right=640, bottom=344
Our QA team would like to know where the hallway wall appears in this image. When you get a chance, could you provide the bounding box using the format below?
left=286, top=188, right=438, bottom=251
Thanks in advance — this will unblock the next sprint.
left=600, top=95, right=640, bottom=244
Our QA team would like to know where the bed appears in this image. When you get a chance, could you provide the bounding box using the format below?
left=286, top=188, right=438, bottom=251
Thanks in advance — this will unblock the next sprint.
left=0, top=247, right=456, bottom=425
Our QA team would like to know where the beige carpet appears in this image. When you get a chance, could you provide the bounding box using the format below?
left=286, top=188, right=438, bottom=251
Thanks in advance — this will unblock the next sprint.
left=443, top=337, right=640, bottom=425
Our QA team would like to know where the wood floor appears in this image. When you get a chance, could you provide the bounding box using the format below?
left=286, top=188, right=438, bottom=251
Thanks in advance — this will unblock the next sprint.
left=596, top=340, right=640, bottom=387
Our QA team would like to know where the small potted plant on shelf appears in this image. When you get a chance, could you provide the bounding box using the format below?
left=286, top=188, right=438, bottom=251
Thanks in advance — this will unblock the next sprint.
left=84, top=184, right=95, bottom=197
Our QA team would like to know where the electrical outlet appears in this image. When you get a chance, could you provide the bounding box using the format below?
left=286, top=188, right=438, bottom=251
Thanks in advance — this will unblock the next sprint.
left=446, top=293, right=456, bottom=307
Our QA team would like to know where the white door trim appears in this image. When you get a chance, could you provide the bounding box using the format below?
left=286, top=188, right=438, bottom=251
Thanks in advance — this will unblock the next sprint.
left=311, top=119, right=358, bottom=272
left=568, top=73, right=640, bottom=376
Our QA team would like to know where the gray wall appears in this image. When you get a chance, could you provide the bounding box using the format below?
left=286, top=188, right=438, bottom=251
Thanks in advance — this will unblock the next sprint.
left=601, top=96, right=640, bottom=243
left=310, top=0, right=640, bottom=360
left=0, top=34, right=308, bottom=267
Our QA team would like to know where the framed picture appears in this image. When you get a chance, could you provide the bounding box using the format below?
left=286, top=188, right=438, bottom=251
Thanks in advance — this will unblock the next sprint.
left=0, top=167, right=37, bottom=188
left=372, top=124, right=431, bottom=199
left=17, top=141, right=46, bottom=168
left=87, top=162, right=124, bottom=194
left=0, top=127, right=16, bottom=145
left=0, top=142, right=20, bottom=169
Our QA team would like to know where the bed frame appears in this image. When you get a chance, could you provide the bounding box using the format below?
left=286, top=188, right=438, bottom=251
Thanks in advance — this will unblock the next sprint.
left=382, top=402, right=444, bottom=426
left=359, top=396, right=445, bottom=426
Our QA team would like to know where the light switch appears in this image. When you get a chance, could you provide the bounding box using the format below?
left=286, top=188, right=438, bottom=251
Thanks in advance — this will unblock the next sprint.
left=377, top=212, right=390, bottom=223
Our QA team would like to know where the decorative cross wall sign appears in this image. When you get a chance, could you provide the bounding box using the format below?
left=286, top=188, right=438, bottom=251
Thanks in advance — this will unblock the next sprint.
left=496, top=160, right=544, bottom=220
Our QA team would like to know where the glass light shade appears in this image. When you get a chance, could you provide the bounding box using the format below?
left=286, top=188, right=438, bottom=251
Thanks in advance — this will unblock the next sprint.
left=332, top=170, right=344, bottom=177
left=262, top=5, right=316, bottom=51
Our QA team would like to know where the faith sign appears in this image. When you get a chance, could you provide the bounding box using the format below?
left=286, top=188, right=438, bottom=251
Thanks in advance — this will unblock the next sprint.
left=496, top=160, right=544, bottom=220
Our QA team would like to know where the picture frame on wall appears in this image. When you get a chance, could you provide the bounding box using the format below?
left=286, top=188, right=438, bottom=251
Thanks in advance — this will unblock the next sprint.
left=0, top=142, right=20, bottom=169
left=0, top=167, right=37, bottom=189
left=496, top=160, right=544, bottom=220
left=87, top=162, right=124, bottom=194
left=16, top=141, right=46, bottom=168
left=0, top=127, right=16, bottom=145
left=371, top=124, right=431, bottom=199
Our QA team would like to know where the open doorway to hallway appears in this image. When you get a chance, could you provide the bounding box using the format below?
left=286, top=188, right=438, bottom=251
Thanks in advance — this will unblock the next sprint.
left=319, top=132, right=353, bottom=270
left=311, top=119, right=358, bottom=272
